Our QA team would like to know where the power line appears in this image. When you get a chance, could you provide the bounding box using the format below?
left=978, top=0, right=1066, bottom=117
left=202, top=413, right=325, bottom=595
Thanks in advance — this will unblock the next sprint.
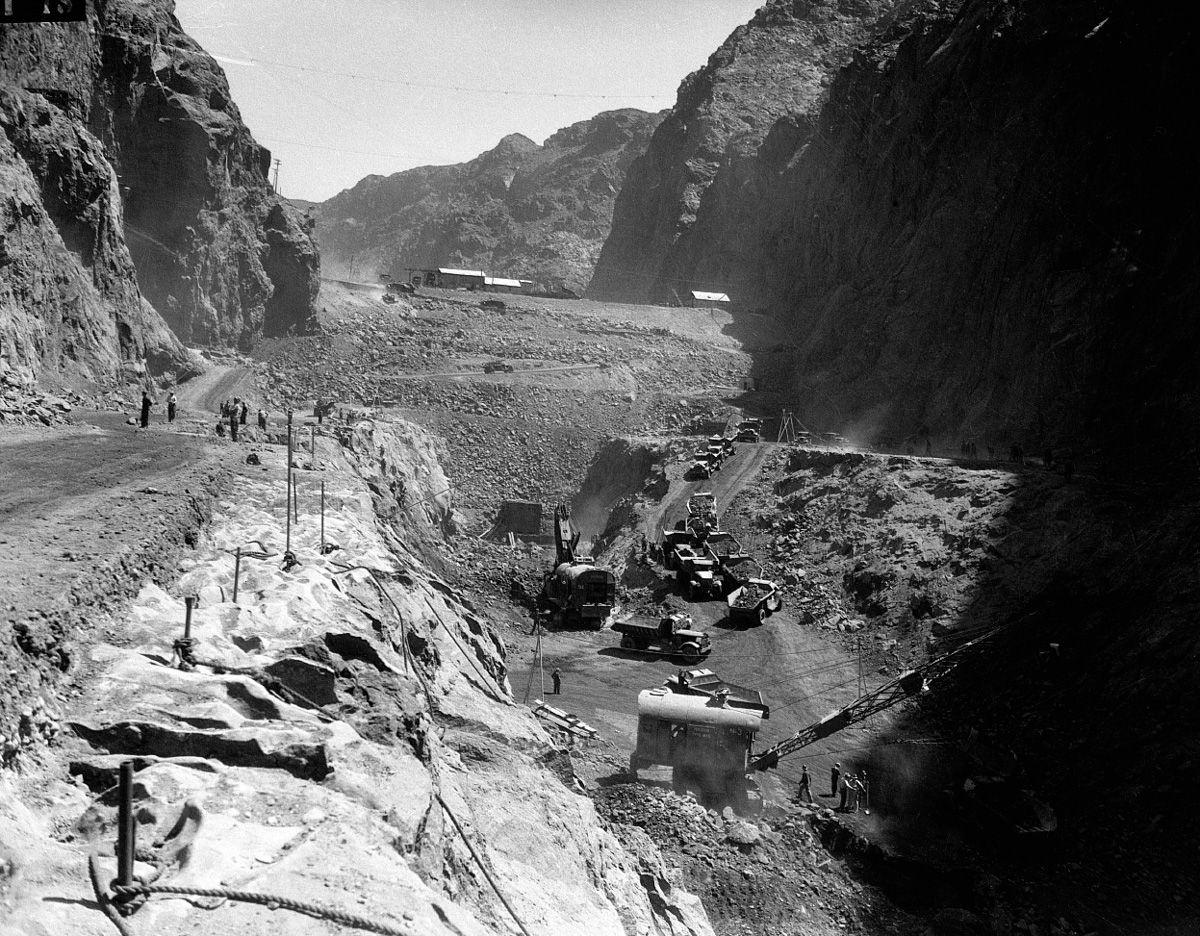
left=100, top=32, right=674, bottom=102
left=243, top=53, right=674, bottom=101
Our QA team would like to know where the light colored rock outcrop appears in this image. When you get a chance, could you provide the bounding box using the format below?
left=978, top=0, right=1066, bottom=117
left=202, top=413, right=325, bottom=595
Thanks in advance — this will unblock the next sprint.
left=0, top=417, right=712, bottom=936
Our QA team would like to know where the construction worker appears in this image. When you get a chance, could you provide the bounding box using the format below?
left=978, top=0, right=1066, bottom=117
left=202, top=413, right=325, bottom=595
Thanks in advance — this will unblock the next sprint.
left=139, top=390, right=151, bottom=429
left=258, top=409, right=268, bottom=431
left=798, top=765, right=813, bottom=804
left=551, top=668, right=561, bottom=695
left=830, top=762, right=841, bottom=798
left=849, top=775, right=865, bottom=813
left=229, top=406, right=239, bottom=442
left=839, top=772, right=853, bottom=811
left=860, top=769, right=870, bottom=812
left=239, top=399, right=248, bottom=425
left=167, top=392, right=177, bottom=423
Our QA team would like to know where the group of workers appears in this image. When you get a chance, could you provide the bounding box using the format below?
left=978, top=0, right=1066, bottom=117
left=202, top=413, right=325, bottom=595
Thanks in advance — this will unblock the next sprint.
left=795, top=762, right=871, bottom=813
left=138, top=390, right=177, bottom=428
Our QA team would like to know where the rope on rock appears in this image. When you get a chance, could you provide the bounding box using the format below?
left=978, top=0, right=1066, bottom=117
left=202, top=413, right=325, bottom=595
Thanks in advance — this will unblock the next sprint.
left=436, top=793, right=533, bottom=936
left=421, top=595, right=509, bottom=703
left=89, top=851, right=413, bottom=936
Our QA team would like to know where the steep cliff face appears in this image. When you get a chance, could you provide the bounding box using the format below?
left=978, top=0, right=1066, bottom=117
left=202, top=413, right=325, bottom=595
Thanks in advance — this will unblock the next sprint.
left=593, top=0, right=1198, bottom=462
left=0, top=0, right=319, bottom=390
left=753, top=0, right=1199, bottom=462
left=588, top=0, right=911, bottom=303
left=0, top=86, right=182, bottom=386
left=93, top=0, right=319, bottom=345
left=313, top=109, right=663, bottom=294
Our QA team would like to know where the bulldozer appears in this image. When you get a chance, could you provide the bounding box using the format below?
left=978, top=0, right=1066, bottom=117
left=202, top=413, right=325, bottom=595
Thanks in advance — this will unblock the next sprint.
left=537, top=504, right=616, bottom=630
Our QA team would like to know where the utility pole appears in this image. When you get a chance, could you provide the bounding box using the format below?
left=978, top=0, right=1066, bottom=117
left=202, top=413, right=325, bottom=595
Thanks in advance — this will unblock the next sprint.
left=285, top=409, right=293, bottom=554
left=271, top=157, right=281, bottom=194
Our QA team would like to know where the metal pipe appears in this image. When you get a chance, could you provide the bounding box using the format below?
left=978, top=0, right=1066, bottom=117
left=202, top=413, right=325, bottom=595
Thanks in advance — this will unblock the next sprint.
left=183, top=595, right=196, bottom=640
left=292, top=473, right=299, bottom=524
left=310, top=425, right=316, bottom=470
left=232, top=546, right=242, bottom=604
left=116, top=761, right=135, bottom=889
left=320, top=480, right=326, bottom=552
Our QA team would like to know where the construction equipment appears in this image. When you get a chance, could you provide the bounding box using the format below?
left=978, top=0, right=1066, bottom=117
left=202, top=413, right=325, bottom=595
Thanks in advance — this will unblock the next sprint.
left=483, top=360, right=515, bottom=373
left=686, top=492, right=718, bottom=531
left=381, top=292, right=397, bottom=304
left=630, top=669, right=769, bottom=806
left=705, top=530, right=750, bottom=572
left=725, top=577, right=783, bottom=627
left=537, top=505, right=616, bottom=630
left=687, top=456, right=712, bottom=480
left=735, top=418, right=762, bottom=443
left=612, top=612, right=711, bottom=660
left=675, top=546, right=727, bottom=600
left=750, top=632, right=992, bottom=771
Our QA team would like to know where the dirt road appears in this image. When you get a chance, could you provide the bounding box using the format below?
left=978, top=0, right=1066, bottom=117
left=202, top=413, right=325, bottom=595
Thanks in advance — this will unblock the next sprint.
left=0, top=416, right=231, bottom=742
left=175, top=363, right=255, bottom=414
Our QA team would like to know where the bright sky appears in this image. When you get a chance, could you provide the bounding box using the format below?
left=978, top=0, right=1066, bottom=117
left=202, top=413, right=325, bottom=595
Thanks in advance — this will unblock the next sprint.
left=174, top=0, right=762, bottom=202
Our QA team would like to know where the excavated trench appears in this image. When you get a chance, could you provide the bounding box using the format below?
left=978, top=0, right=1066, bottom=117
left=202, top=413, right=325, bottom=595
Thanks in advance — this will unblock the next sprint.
left=569, top=437, right=668, bottom=558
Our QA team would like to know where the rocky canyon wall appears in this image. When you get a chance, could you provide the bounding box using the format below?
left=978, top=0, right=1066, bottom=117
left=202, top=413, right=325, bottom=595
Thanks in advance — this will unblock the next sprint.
left=0, top=0, right=319, bottom=389
left=588, top=0, right=914, bottom=304
left=593, top=0, right=1199, bottom=464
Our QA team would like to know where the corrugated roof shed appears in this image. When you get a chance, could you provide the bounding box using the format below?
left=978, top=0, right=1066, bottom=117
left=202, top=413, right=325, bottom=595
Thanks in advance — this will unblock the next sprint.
left=438, top=267, right=485, bottom=278
left=691, top=290, right=731, bottom=302
left=484, top=276, right=523, bottom=288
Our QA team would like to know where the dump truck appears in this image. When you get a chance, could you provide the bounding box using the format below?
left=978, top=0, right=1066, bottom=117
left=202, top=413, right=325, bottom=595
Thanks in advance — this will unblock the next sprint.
left=630, top=669, right=769, bottom=806
left=687, top=492, right=718, bottom=530
left=483, top=360, right=515, bottom=373
left=675, top=546, right=727, bottom=600
left=705, top=530, right=750, bottom=572
left=726, top=578, right=783, bottom=626
left=612, top=612, right=711, bottom=660
left=660, top=528, right=696, bottom=571
left=687, top=458, right=712, bottom=480
left=735, top=418, right=762, bottom=443
left=709, top=434, right=735, bottom=457
left=537, top=505, right=616, bottom=629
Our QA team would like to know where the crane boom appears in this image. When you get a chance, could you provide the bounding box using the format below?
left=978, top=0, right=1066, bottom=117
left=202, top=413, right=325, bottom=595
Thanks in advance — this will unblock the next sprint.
left=750, top=631, right=993, bottom=771
left=553, top=504, right=580, bottom=565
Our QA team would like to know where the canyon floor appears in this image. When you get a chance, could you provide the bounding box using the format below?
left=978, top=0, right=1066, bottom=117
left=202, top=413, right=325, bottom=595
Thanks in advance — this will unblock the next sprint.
left=1, top=282, right=1189, bottom=936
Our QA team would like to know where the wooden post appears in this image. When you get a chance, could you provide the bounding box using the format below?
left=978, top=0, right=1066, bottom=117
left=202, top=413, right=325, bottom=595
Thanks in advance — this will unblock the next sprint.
left=183, top=595, right=196, bottom=640
left=232, top=546, right=242, bottom=603
left=309, top=425, right=316, bottom=470
left=285, top=409, right=293, bottom=553
left=320, top=480, right=326, bottom=553
left=116, top=760, right=135, bottom=889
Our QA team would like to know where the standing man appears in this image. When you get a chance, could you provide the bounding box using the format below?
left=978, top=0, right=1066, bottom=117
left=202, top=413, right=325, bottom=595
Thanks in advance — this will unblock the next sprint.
left=830, top=761, right=841, bottom=798
left=258, top=409, right=268, bottom=431
left=798, top=765, right=813, bottom=804
left=861, top=769, right=870, bottom=814
left=229, top=405, right=239, bottom=442
left=839, top=772, right=853, bottom=811
left=239, top=399, right=248, bottom=425
left=551, top=668, right=561, bottom=695
left=139, top=389, right=151, bottom=429
left=167, top=391, right=177, bottom=423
